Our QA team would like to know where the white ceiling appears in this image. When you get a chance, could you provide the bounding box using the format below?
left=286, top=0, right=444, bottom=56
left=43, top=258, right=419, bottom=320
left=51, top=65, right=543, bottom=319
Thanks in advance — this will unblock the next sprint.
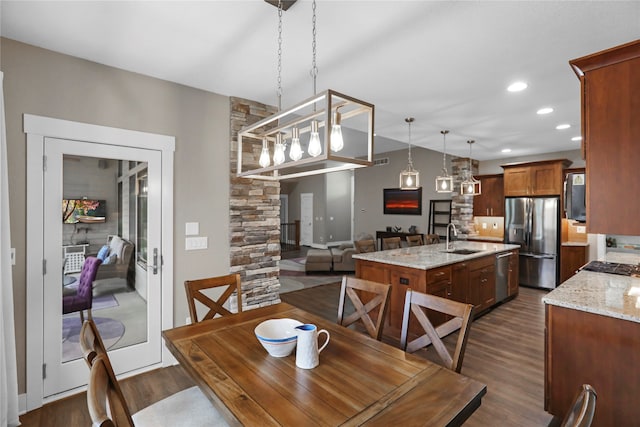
left=1, top=1, right=638, bottom=160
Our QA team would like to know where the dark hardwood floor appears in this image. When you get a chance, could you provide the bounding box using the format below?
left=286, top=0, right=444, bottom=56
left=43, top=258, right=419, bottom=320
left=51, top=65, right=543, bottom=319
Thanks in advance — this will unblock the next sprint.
left=20, top=283, right=559, bottom=426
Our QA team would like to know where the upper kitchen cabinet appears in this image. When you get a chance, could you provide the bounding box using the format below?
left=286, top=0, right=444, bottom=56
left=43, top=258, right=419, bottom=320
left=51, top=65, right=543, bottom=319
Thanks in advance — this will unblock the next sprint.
left=473, top=174, right=504, bottom=217
left=502, top=159, right=572, bottom=197
left=570, top=40, right=640, bottom=235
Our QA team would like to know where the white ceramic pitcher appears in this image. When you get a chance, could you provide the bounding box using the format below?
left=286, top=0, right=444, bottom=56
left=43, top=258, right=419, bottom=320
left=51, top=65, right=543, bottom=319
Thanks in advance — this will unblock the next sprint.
left=294, top=324, right=330, bottom=369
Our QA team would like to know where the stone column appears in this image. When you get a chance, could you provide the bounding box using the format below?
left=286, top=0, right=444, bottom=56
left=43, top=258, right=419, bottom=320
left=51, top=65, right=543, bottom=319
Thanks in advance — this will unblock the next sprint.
left=229, top=97, right=281, bottom=310
left=450, top=156, right=479, bottom=239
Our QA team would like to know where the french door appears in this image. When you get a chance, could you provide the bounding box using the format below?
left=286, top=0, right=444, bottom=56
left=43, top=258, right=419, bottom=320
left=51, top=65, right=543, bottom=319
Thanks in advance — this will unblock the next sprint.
left=42, top=137, right=162, bottom=397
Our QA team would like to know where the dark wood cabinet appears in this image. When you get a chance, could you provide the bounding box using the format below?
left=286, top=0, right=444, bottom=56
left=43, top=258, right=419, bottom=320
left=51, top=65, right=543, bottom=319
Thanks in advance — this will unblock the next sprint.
left=560, top=244, right=588, bottom=283
left=467, top=256, right=495, bottom=313
left=545, top=304, right=640, bottom=425
left=451, top=262, right=469, bottom=304
left=502, top=160, right=571, bottom=197
left=473, top=174, right=504, bottom=217
left=569, top=40, right=640, bottom=235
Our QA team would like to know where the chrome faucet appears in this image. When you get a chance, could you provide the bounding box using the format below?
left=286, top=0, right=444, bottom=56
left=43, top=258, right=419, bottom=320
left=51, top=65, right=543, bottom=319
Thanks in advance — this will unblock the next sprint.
left=446, top=222, right=458, bottom=250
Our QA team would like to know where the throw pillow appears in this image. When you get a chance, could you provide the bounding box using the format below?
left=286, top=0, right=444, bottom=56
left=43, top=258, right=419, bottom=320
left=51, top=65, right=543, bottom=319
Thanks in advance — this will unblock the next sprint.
left=102, top=252, right=118, bottom=265
left=96, top=245, right=110, bottom=261
left=109, top=236, right=125, bottom=259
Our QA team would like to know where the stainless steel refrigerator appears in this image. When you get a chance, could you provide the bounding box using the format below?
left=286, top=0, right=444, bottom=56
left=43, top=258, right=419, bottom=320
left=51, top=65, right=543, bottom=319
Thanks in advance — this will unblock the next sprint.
left=504, top=196, right=560, bottom=289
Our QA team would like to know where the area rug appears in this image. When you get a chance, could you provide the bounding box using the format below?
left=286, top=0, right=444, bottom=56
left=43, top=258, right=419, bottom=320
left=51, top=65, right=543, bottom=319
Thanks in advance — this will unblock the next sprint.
left=62, top=316, right=125, bottom=362
left=280, top=257, right=306, bottom=273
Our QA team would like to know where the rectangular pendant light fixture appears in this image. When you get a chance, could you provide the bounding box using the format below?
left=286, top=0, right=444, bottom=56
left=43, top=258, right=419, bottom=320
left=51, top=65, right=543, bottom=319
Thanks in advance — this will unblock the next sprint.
left=237, top=89, right=375, bottom=181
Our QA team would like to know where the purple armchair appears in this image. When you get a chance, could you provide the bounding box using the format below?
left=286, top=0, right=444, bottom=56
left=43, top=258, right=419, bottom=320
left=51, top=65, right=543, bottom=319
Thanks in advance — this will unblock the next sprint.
left=63, top=256, right=102, bottom=322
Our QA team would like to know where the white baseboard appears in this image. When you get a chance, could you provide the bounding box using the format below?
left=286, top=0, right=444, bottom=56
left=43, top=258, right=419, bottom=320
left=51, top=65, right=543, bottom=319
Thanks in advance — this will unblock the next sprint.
left=19, top=393, right=27, bottom=415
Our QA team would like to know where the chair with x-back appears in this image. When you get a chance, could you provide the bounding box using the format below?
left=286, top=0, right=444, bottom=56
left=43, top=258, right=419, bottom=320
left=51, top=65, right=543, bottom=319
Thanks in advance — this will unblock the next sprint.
left=80, top=318, right=108, bottom=368
left=184, top=273, right=243, bottom=323
left=354, top=239, right=377, bottom=253
left=561, top=384, right=597, bottom=427
left=400, top=289, right=475, bottom=373
left=337, top=276, right=391, bottom=341
left=382, top=237, right=402, bottom=250
left=406, top=235, right=424, bottom=247
left=87, top=354, right=229, bottom=427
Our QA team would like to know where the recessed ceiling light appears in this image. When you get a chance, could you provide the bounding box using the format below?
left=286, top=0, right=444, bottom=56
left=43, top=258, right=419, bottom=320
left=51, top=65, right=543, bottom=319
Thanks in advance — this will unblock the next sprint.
left=537, top=107, right=554, bottom=115
left=507, top=81, right=528, bottom=92
left=501, top=148, right=512, bottom=153
left=571, top=136, right=582, bottom=141
left=556, top=124, right=571, bottom=130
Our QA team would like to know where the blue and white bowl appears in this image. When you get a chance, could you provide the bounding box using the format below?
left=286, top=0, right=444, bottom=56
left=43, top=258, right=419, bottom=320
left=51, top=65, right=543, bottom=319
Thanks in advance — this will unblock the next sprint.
left=254, top=318, right=303, bottom=357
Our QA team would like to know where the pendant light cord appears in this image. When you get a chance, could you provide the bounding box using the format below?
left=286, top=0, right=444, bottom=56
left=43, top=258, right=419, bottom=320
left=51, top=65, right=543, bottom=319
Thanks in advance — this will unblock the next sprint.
left=311, top=0, right=318, bottom=100
left=407, top=118, right=414, bottom=168
left=276, top=0, right=283, bottom=111
left=441, top=130, right=449, bottom=175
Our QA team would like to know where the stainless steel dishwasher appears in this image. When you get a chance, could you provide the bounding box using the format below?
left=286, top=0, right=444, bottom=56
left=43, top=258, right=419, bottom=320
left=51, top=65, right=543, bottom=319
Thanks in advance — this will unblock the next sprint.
left=495, top=252, right=512, bottom=303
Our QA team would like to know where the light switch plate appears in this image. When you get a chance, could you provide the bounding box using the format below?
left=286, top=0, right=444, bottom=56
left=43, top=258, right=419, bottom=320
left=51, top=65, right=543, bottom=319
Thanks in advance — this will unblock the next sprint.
left=577, top=226, right=586, bottom=234
left=185, top=236, right=208, bottom=250
left=185, top=222, right=199, bottom=236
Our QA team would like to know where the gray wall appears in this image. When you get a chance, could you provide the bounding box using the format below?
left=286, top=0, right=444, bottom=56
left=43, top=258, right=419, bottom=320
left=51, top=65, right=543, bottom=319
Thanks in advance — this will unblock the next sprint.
left=354, top=147, right=452, bottom=239
left=283, top=170, right=353, bottom=246
left=2, top=37, right=230, bottom=393
left=325, top=170, right=353, bottom=243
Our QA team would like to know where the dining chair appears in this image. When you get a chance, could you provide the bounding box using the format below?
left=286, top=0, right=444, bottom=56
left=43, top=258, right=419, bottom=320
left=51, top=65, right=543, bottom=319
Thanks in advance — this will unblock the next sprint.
left=400, top=289, right=474, bottom=373
left=62, top=256, right=102, bottom=323
left=354, top=239, right=377, bottom=253
left=87, top=354, right=230, bottom=427
left=337, top=276, right=391, bottom=341
left=382, top=236, right=402, bottom=250
left=560, top=384, right=597, bottom=427
left=406, top=235, right=424, bottom=247
left=184, top=273, right=242, bottom=323
left=424, top=234, right=441, bottom=245
left=80, top=318, right=108, bottom=368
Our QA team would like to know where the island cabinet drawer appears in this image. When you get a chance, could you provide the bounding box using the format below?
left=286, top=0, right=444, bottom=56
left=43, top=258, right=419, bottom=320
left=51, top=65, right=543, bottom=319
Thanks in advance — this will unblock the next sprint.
left=467, top=256, right=494, bottom=271
left=427, top=266, right=452, bottom=286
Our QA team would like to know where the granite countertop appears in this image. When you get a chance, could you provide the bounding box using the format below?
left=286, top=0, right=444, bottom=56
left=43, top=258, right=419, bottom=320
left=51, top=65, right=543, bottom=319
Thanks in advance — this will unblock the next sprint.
left=542, top=251, right=640, bottom=323
left=352, top=241, right=519, bottom=270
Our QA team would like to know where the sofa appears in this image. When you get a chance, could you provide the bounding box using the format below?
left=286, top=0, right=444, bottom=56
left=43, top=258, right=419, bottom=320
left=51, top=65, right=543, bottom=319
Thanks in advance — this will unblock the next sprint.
left=331, top=243, right=356, bottom=272
left=94, top=235, right=135, bottom=289
left=304, top=243, right=356, bottom=273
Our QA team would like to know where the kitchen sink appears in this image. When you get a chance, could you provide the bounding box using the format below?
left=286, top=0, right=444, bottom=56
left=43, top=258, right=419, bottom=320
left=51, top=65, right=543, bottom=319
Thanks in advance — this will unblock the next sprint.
left=441, top=248, right=482, bottom=255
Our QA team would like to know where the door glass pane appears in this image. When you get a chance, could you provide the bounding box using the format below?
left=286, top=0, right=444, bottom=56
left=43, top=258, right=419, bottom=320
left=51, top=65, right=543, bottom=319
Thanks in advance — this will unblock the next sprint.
left=61, top=155, right=149, bottom=363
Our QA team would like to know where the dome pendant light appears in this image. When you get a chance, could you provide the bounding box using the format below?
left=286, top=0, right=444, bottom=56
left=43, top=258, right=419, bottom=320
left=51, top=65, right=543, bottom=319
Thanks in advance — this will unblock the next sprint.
left=461, top=140, right=482, bottom=196
left=399, top=117, right=419, bottom=190
left=435, top=130, right=453, bottom=193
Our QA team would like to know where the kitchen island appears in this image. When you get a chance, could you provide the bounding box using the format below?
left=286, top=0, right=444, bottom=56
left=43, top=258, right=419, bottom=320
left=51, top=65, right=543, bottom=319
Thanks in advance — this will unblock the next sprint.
left=543, top=252, right=640, bottom=426
left=353, top=241, right=520, bottom=339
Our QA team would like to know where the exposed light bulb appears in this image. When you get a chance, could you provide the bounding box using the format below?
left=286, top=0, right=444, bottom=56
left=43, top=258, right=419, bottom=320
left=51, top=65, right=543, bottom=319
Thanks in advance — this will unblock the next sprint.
left=289, top=127, right=302, bottom=161
left=468, top=184, right=473, bottom=193
left=441, top=180, right=448, bottom=191
left=259, top=138, right=270, bottom=168
left=406, top=176, right=413, bottom=187
left=330, top=110, right=344, bottom=152
left=308, top=120, right=322, bottom=157
left=273, top=134, right=285, bottom=165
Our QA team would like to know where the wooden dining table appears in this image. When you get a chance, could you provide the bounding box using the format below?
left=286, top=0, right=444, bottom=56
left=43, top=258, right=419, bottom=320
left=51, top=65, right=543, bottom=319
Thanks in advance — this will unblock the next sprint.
left=162, top=302, right=486, bottom=426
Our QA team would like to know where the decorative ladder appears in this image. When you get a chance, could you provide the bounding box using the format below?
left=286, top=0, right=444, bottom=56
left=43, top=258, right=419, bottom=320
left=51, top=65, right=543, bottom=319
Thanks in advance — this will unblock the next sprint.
left=428, top=199, right=453, bottom=241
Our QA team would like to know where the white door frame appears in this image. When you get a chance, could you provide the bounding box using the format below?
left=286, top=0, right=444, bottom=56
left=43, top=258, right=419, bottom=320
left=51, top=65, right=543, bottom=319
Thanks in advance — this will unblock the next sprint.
left=24, top=114, right=175, bottom=410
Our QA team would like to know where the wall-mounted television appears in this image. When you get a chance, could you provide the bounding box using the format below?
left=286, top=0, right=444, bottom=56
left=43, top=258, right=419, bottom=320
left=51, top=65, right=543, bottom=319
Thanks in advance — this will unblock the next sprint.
left=62, top=199, right=106, bottom=224
left=383, top=188, right=422, bottom=215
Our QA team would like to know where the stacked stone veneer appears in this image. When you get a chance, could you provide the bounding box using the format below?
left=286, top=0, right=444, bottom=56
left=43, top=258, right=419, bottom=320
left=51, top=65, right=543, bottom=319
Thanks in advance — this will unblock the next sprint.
left=450, top=156, right=479, bottom=239
left=229, top=97, right=282, bottom=310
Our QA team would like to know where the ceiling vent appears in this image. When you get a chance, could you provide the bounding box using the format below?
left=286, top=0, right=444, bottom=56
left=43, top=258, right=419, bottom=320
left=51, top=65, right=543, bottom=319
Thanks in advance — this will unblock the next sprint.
left=374, top=157, right=389, bottom=166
